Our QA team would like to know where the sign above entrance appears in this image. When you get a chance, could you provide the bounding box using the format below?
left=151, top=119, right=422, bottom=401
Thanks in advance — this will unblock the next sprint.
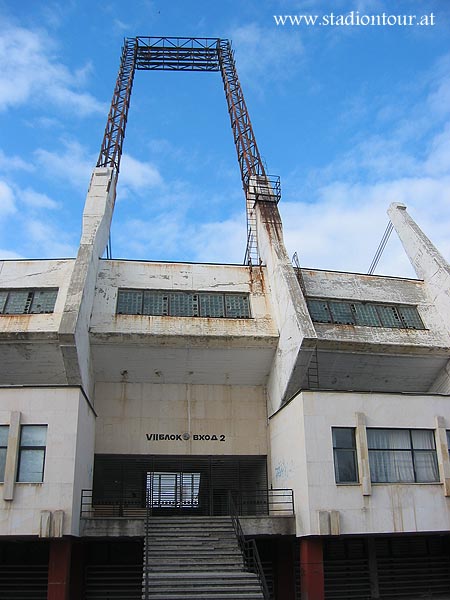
left=146, top=433, right=227, bottom=442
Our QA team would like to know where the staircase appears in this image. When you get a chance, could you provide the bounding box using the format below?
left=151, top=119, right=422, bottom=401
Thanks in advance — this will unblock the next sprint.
left=142, top=516, right=265, bottom=599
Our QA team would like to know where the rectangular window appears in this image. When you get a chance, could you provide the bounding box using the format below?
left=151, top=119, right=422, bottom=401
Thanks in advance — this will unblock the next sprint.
left=17, top=425, right=47, bottom=483
left=0, top=425, right=9, bottom=482
left=0, top=289, right=58, bottom=315
left=367, top=428, right=439, bottom=483
left=117, top=289, right=251, bottom=319
left=307, top=298, right=424, bottom=330
left=332, top=427, right=358, bottom=483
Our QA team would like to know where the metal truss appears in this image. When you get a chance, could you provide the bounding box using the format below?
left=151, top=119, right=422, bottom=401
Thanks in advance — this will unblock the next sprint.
left=97, top=38, right=137, bottom=173
left=97, top=36, right=280, bottom=264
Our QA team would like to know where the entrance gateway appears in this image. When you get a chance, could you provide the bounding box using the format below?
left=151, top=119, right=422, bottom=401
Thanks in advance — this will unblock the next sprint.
left=92, top=455, right=268, bottom=516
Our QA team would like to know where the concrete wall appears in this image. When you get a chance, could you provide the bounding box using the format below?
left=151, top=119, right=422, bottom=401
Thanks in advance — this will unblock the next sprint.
left=94, top=382, right=267, bottom=456
left=302, top=268, right=450, bottom=349
left=269, top=390, right=450, bottom=537
left=0, top=259, right=75, bottom=334
left=0, top=386, right=96, bottom=537
left=91, top=259, right=276, bottom=340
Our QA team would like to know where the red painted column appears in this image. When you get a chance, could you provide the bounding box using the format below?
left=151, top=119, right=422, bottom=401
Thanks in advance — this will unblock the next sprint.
left=48, top=539, right=72, bottom=600
left=300, top=538, right=325, bottom=600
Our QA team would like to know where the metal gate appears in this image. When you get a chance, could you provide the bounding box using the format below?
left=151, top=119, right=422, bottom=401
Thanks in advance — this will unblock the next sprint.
left=92, top=454, right=268, bottom=516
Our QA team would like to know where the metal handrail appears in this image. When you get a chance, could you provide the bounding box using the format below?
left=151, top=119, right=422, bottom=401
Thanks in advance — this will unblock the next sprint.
left=228, top=492, right=270, bottom=600
left=80, top=487, right=294, bottom=518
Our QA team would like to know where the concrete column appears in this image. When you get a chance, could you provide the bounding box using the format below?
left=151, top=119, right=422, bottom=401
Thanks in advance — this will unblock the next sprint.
left=355, top=412, right=371, bottom=496
left=253, top=179, right=317, bottom=413
left=388, top=202, right=450, bottom=393
left=300, top=538, right=324, bottom=600
left=3, top=411, right=21, bottom=501
left=48, top=539, right=72, bottom=600
left=275, top=539, right=295, bottom=600
left=435, top=416, right=450, bottom=496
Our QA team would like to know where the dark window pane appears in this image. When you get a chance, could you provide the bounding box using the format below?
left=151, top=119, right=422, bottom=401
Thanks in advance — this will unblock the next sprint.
left=0, top=291, right=7, bottom=313
left=332, top=427, right=355, bottom=449
left=18, top=449, right=45, bottom=482
left=377, top=305, right=403, bottom=328
left=4, top=291, right=31, bottom=314
left=143, top=291, right=168, bottom=316
left=0, top=448, right=7, bottom=482
left=30, top=290, right=58, bottom=314
left=117, top=290, right=143, bottom=314
left=329, top=302, right=355, bottom=325
left=200, top=294, right=225, bottom=317
left=225, top=294, right=250, bottom=318
left=399, top=305, right=425, bottom=329
left=414, top=451, right=439, bottom=483
left=307, top=300, right=331, bottom=323
left=21, top=425, right=47, bottom=447
left=334, top=449, right=358, bottom=483
left=170, top=293, right=198, bottom=316
left=352, top=303, right=381, bottom=326
left=0, top=425, right=9, bottom=446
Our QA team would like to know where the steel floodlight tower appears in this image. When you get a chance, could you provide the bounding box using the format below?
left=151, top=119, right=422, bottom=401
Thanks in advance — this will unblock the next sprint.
left=97, top=36, right=281, bottom=265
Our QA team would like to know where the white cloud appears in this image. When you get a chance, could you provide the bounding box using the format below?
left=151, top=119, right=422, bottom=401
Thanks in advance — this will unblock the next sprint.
left=34, top=140, right=93, bottom=189
left=21, top=188, right=59, bottom=210
left=0, top=181, right=16, bottom=217
left=0, top=248, right=22, bottom=259
left=0, top=149, right=34, bottom=172
left=0, top=24, right=105, bottom=115
left=25, top=219, right=76, bottom=257
left=119, top=154, right=163, bottom=194
left=229, top=23, right=304, bottom=88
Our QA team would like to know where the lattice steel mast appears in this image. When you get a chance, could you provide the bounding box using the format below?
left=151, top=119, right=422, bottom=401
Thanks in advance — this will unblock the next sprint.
left=97, top=37, right=280, bottom=264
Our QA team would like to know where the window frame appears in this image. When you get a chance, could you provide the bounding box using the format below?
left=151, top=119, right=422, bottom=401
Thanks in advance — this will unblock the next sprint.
left=332, top=427, right=359, bottom=484
left=116, top=289, right=251, bottom=319
left=307, top=298, right=425, bottom=330
left=16, top=425, right=47, bottom=484
left=367, top=428, right=439, bottom=484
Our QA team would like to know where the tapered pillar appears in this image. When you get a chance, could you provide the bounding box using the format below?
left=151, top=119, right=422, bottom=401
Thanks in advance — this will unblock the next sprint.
left=48, top=539, right=71, bottom=600
left=300, top=538, right=324, bottom=600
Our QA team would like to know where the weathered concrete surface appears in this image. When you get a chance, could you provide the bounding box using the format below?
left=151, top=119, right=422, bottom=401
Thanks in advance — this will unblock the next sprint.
left=59, top=168, right=116, bottom=400
left=79, top=516, right=295, bottom=538
left=253, top=181, right=316, bottom=414
left=270, top=390, right=450, bottom=537
left=388, top=202, right=450, bottom=393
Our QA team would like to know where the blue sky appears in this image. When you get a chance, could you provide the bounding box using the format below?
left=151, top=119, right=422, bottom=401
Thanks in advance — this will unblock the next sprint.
left=0, top=0, right=449, bottom=277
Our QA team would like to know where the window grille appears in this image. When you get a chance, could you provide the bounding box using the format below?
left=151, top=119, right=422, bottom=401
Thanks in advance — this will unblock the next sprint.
left=117, top=289, right=251, bottom=319
left=0, top=289, right=58, bottom=315
left=307, top=298, right=425, bottom=330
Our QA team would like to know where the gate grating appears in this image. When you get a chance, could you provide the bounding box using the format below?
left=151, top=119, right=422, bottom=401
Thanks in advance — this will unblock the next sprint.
left=92, top=454, right=268, bottom=516
left=324, top=539, right=371, bottom=600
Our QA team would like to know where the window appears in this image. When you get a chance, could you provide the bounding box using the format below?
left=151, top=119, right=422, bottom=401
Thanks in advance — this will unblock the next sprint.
left=117, top=289, right=251, bottom=319
left=306, top=298, right=425, bottom=330
left=0, top=426, right=9, bottom=482
left=332, top=428, right=358, bottom=483
left=367, top=429, right=439, bottom=483
left=0, top=289, right=58, bottom=315
left=147, top=472, right=200, bottom=509
left=17, top=425, right=47, bottom=483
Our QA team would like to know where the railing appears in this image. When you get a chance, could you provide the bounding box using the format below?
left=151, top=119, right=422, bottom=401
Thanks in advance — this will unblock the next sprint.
left=228, top=492, right=270, bottom=600
left=81, top=488, right=294, bottom=518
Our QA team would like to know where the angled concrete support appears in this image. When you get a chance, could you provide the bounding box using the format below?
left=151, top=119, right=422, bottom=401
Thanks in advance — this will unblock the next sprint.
left=58, top=168, right=117, bottom=400
left=254, top=185, right=317, bottom=413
